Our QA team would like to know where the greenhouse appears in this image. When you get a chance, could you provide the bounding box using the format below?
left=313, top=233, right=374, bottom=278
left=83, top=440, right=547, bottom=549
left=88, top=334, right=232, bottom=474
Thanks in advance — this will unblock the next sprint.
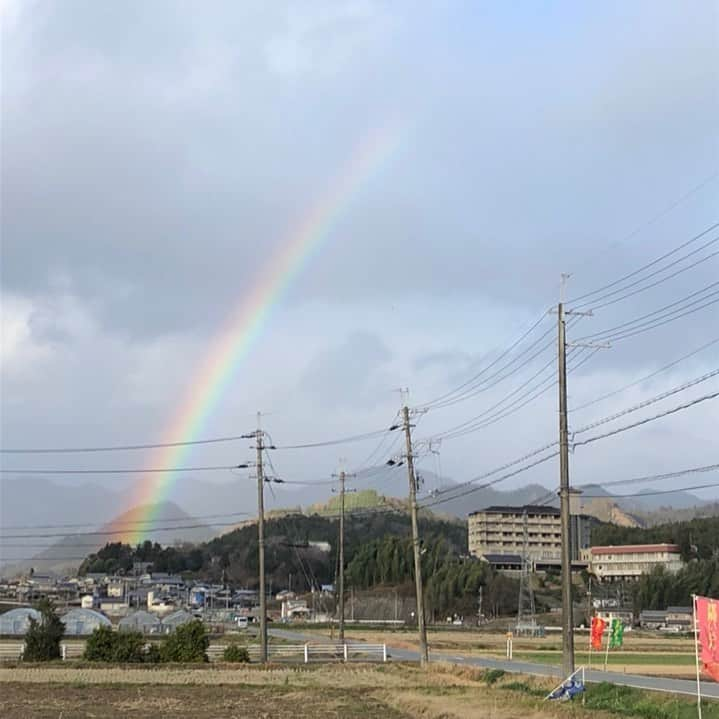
left=118, top=610, right=162, bottom=634
left=0, top=607, right=41, bottom=635
left=60, top=608, right=111, bottom=636
left=161, top=610, right=193, bottom=632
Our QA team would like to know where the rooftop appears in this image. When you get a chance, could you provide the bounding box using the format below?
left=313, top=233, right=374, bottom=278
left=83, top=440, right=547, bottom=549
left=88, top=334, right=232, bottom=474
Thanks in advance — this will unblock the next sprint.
left=470, top=505, right=560, bottom=517
left=590, top=544, right=681, bottom=555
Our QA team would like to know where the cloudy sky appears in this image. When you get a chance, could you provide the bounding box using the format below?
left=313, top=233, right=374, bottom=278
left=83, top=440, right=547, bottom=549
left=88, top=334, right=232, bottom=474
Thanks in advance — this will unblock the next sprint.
left=2, top=0, right=718, bottom=523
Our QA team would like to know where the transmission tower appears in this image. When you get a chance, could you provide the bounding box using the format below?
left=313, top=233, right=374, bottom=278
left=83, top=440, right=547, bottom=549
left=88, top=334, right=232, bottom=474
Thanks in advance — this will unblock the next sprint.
left=516, top=510, right=539, bottom=636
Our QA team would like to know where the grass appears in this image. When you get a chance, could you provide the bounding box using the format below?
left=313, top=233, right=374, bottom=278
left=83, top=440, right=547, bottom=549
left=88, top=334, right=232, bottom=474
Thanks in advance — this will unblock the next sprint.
left=1, top=662, right=716, bottom=719
left=581, top=682, right=718, bottom=719
left=515, top=652, right=696, bottom=667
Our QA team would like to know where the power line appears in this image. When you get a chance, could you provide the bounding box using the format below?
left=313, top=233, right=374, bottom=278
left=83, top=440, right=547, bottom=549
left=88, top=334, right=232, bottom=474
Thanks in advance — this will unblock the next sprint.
left=572, top=368, right=719, bottom=435
left=420, top=451, right=559, bottom=509
left=419, top=392, right=718, bottom=509
left=571, top=336, right=719, bottom=413
left=568, top=220, right=719, bottom=305
left=423, top=322, right=558, bottom=411
left=573, top=390, right=719, bottom=449
left=581, top=481, right=719, bottom=499
left=0, top=435, right=255, bottom=455
left=572, top=235, right=719, bottom=311
left=0, top=464, right=243, bottom=475
left=0, top=428, right=394, bottom=455
left=417, top=311, right=552, bottom=409
left=578, top=462, right=719, bottom=490
left=0, top=521, right=245, bottom=540
left=575, top=281, right=719, bottom=343
left=423, top=440, right=559, bottom=502
left=427, top=344, right=598, bottom=444
left=271, top=428, right=396, bottom=450
left=0, top=510, right=252, bottom=531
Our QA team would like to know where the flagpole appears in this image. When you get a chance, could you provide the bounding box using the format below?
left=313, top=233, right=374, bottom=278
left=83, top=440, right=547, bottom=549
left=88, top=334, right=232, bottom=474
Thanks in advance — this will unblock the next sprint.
left=693, top=594, right=702, bottom=719
left=604, top=613, right=612, bottom=672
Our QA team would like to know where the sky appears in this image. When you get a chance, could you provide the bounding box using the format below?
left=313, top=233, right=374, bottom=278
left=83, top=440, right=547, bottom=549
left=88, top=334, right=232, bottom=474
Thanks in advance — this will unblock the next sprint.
left=1, top=0, right=718, bottom=528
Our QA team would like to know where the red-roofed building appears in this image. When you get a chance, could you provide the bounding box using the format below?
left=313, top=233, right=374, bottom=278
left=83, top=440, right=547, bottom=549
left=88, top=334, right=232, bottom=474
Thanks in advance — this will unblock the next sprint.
left=589, top=544, right=684, bottom=582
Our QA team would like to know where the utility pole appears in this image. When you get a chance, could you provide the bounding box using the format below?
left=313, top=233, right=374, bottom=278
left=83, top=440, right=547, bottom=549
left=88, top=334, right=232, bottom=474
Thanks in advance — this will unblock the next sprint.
left=403, top=404, right=429, bottom=666
left=255, top=414, right=268, bottom=664
left=338, top=469, right=346, bottom=643
left=333, top=465, right=356, bottom=643
left=557, top=300, right=574, bottom=677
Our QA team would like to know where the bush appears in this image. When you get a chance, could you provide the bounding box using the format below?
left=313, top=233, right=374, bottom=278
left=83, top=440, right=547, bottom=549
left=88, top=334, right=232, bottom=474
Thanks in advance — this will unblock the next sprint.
left=160, top=620, right=208, bottom=663
left=144, top=642, right=162, bottom=664
left=24, top=599, right=64, bottom=662
left=483, top=669, right=505, bottom=685
left=223, top=643, right=250, bottom=663
left=84, top=626, right=149, bottom=663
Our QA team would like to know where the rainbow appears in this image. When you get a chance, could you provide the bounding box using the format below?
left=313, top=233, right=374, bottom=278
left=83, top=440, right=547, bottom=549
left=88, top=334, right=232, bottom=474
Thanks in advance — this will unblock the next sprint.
left=119, top=123, right=404, bottom=543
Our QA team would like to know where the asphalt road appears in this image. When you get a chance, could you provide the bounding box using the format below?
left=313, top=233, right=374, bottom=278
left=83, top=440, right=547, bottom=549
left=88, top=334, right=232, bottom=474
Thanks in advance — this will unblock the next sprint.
left=268, top=627, right=719, bottom=700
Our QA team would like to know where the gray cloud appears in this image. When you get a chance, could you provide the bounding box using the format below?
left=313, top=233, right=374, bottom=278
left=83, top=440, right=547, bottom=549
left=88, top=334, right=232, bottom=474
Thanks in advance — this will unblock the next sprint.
left=1, top=1, right=718, bottom=525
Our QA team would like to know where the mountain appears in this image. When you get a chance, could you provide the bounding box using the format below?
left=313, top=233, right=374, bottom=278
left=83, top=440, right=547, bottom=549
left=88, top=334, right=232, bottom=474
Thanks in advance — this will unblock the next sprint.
left=1, top=476, right=120, bottom=533
left=1, top=501, right=214, bottom=575
left=632, top=488, right=707, bottom=511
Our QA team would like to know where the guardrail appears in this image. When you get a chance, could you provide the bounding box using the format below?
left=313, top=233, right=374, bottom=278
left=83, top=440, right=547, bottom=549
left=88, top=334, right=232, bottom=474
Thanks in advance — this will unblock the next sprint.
left=1, top=641, right=387, bottom=663
left=244, top=643, right=387, bottom=663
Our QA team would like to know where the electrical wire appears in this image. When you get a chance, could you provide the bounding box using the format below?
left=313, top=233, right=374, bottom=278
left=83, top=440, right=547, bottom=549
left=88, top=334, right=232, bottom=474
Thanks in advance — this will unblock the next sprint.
left=0, top=511, right=253, bottom=531
left=572, top=391, right=719, bottom=449
left=578, top=462, right=719, bottom=490
left=419, top=451, right=559, bottom=509
left=574, top=281, right=719, bottom=343
left=417, top=311, right=552, bottom=409
left=568, top=220, right=719, bottom=305
left=571, top=336, right=719, bottom=413
left=572, top=236, right=719, bottom=311
left=572, top=368, right=719, bottom=435
left=271, top=428, right=396, bottom=450
left=580, top=481, right=719, bottom=499
left=0, top=465, right=240, bottom=475
left=1, top=428, right=395, bottom=455
left=427, top=344, right=599, bottom=444
left=0, top=521, right=247, bottom=540
left=422, top=322, right=558, bottom=411
left=422, top=440, right=559, bottom=502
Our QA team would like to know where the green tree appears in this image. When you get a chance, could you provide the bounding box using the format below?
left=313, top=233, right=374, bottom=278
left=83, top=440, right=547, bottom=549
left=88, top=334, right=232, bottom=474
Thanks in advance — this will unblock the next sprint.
left=223, top=643, right=250, bottom=662
left=23, top=599, right=64, bottom=662
left=160, top=620, right=208, bottom=663
left=83, top=626, right=148, bottom=663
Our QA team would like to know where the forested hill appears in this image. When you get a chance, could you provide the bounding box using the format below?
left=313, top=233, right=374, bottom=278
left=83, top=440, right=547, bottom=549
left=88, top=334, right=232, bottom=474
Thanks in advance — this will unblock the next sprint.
left=79, top=511, right=468, bottom=590
left=591, top=515, right=719, bottom=560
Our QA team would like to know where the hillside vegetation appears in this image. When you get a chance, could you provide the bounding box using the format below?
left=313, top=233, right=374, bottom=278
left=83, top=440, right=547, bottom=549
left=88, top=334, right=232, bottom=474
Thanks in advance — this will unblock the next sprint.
left=79, top=510, right=526, bottom=617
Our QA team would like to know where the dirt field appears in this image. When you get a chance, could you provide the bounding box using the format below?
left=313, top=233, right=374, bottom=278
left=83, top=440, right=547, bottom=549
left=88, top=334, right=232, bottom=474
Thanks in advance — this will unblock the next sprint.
left=1, top=663, right=717, bottom=719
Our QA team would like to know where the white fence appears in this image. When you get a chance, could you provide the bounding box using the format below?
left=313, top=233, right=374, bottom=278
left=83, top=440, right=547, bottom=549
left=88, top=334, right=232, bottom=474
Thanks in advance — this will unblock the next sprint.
left=1, top=641, right=387, bottom=664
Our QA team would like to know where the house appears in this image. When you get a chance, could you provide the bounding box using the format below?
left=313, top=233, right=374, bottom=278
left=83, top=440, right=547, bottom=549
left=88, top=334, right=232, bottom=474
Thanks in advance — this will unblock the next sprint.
left=639, top=610, right=667, bottom=629
left=665, top=606, right=692, bottom=631
left=589, top=544, right=684, bottom=582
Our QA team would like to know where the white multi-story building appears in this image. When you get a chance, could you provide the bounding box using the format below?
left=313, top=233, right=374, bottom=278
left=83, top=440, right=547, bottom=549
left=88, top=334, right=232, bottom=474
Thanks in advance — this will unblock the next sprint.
left=589, top=544, right=684, bottom=582
left=468, top=501, right=592, bottom=569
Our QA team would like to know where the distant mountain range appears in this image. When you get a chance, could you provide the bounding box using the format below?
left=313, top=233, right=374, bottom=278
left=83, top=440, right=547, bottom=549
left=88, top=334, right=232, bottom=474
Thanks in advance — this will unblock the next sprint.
left=2, top=467, right=716, bottom=574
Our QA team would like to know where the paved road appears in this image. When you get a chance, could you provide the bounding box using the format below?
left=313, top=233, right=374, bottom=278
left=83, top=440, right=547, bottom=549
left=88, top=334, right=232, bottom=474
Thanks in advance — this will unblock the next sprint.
left=268, top=627, right=719, bottom=700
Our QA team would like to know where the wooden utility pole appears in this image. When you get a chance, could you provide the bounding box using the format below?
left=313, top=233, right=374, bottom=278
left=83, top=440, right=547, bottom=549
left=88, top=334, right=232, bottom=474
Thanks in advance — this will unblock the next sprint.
left=256, top=417, right=268, bottom=664
left=403, top=404, right=428, bottom=666
left=557, top=302, right=574, bottom=677
left=338, top=469, right=346, bottom=643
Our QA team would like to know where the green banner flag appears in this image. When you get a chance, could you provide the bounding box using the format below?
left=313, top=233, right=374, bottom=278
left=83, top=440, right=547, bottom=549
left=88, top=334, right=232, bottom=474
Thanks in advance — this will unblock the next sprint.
left=609, top=618, right=624, bottom=649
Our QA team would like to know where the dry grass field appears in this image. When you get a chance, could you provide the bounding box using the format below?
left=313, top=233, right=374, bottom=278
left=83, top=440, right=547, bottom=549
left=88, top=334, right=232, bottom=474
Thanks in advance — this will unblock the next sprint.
left=301, top=627, right=698, bottom=676
left=2, top=662, right=717, bottom=719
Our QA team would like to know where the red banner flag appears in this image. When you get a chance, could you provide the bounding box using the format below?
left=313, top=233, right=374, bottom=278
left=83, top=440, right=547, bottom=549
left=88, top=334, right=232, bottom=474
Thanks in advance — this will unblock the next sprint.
left=590, top=616, right=606, bottom=650
left=696, top=596, right=719, bottom=682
